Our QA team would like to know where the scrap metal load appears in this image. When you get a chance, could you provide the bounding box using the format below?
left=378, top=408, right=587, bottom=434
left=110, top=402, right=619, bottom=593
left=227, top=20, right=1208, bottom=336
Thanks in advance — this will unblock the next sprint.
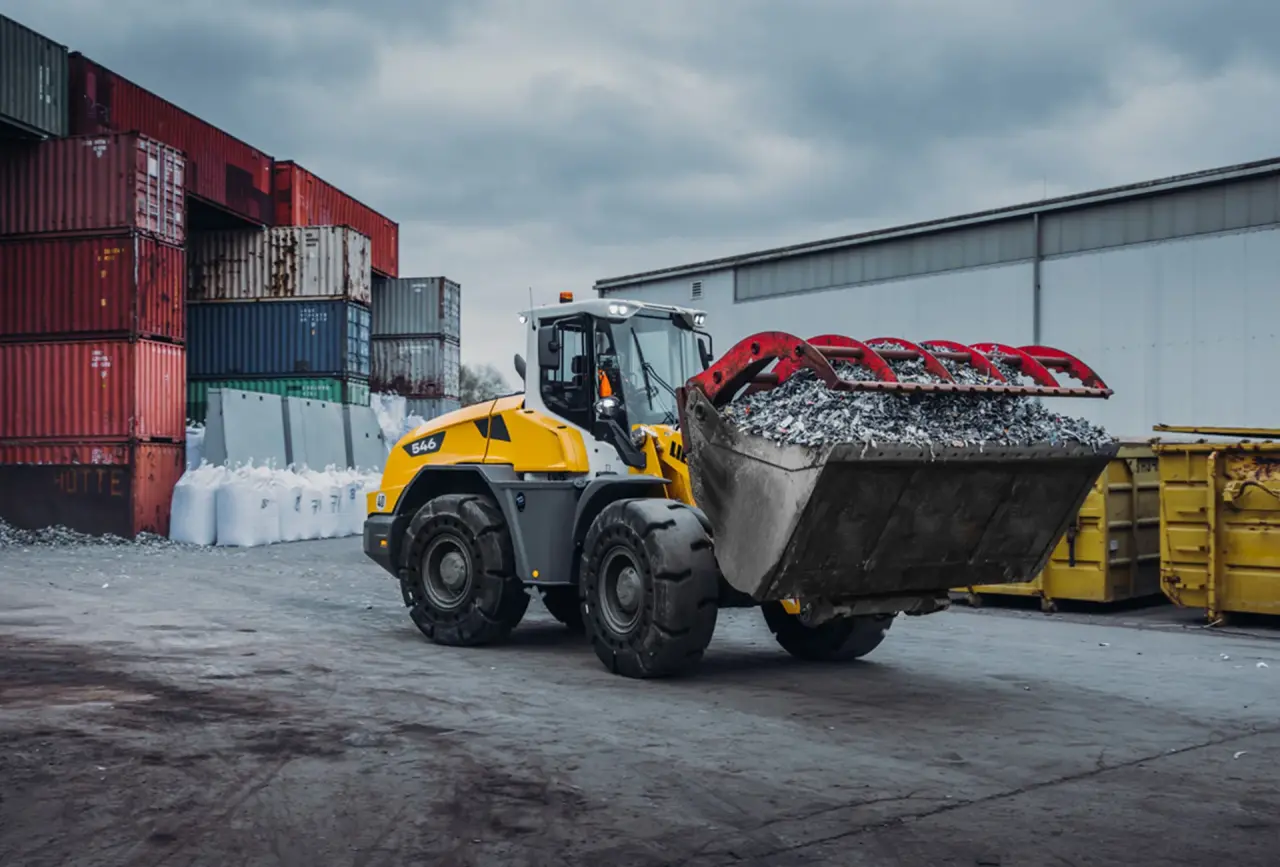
left=677, top=332, right=1120, bottom=606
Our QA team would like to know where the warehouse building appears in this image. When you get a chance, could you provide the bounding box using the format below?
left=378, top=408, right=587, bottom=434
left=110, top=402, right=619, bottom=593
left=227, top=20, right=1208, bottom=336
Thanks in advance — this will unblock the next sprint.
left=594, top=158, right=1280, bottom=437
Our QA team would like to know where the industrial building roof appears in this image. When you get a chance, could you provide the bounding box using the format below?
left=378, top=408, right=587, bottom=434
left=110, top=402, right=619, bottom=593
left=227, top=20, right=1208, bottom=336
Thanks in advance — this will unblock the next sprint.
left=593, top=155, right=1280, bottom=290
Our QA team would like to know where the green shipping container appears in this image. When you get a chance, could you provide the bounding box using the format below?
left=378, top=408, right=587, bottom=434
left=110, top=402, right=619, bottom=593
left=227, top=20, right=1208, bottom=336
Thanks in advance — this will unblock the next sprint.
left=187, top=377, right=370, bottom=423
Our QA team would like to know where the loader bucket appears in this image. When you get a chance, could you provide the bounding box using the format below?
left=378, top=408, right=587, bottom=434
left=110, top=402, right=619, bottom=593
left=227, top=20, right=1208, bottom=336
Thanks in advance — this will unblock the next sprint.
left=677, top=331, right=1119, bottom=602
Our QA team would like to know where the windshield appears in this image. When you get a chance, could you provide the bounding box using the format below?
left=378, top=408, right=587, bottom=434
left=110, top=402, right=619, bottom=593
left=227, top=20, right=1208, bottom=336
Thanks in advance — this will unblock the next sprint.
left=604, top=313, right=703, bottom=427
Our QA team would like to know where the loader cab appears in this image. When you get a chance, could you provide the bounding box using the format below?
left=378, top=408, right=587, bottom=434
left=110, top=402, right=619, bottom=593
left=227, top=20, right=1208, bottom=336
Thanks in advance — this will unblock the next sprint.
left=525, top=297, right=711, bottom=469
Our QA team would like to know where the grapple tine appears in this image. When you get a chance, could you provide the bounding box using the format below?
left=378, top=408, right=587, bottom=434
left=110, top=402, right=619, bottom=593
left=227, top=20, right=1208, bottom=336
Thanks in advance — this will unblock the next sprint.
left=1019, top=345, right=1108, bottom=389
left=921, top=339, right=1007, bottom=381
left=970, top=343, right=1060, bottom=387
left=775, top=334, right=899, bottom=384
left=867, top=337, right=954, bottom=380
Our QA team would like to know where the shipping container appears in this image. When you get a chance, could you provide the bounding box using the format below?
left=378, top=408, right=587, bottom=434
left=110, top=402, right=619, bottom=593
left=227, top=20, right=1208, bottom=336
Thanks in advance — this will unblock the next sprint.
left=371, top=336, right=460, bottom=398
left=188, top=226, right=372, bottom=305
left=1155, top=435, right=1280, bottom=622
left=0, top=339, right=186, bottom=441
left=0, top=14, right=69, bottom=138
left=405, top=397, right=463, bottom=421
left=955, top=444, right=1161, bottom=609
left=371, top=276, right=461, bottom=340
left=186, top=375, right=370, bottom=422
left=0, top=440, right=184, bottom=538
left=0, top=133, right=185, bottom=244
left=273, top=161, right=398, bottom=277
left=186, top=299, right=370, bottom=378
left=0, top=232, right=184, bottom=343
left=68, top=53, right=273, bottom=225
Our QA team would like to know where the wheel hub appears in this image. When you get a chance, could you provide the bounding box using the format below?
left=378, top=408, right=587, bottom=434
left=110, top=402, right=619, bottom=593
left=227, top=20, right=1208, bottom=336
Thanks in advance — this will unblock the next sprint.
left=599, top=547, right=645, bottom=634
left=422, top=535, right=473, bottom=611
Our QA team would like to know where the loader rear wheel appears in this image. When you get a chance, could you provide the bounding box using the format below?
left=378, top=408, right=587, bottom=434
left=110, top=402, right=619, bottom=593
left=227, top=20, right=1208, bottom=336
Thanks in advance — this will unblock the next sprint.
left=762, top=603, right=895, bottom=662
left=580, top=499, right=719, bottom=678
left=538, top=586, right=584, bottom=633
left=400, top=494, right=529, bottom=646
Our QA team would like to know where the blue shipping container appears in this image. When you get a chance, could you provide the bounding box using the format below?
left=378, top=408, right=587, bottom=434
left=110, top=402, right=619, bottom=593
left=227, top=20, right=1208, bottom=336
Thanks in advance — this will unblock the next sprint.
left=186, top=299, right=371, bottom=378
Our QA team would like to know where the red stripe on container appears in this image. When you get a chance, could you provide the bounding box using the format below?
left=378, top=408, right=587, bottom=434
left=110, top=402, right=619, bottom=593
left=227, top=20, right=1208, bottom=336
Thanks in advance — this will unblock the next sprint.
left=0, top=339, right=186, bottom=441
left=0, top=133, right=185, bottom=244
left=0, top=233, right=185, bottom=343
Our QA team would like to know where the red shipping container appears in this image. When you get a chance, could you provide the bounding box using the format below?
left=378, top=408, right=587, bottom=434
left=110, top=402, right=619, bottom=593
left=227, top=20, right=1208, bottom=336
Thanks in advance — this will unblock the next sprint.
left=69, top=53, right=273, bottom=226
left=0, top=441, right=185, bottom=538
left=0, top=133, right=185, bottom=244
left=0, top=339, right=186, bottom=441
left=0, top=233, right=185, bottom=343
left=273, top=160, right=399, bottom=277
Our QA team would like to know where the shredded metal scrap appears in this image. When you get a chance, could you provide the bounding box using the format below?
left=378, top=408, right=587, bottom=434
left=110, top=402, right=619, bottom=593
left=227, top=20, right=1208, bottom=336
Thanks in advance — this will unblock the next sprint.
left=723, top=344, right=1114, bottom=449
left=0, top=519, right=182, bottom=550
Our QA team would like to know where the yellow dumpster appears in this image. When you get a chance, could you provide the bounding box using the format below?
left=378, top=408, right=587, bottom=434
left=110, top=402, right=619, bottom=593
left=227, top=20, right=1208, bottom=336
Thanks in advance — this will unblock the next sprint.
left=1153, top=428, right=1280, bottom=624
left=955, top=444, right=1161, bottom=611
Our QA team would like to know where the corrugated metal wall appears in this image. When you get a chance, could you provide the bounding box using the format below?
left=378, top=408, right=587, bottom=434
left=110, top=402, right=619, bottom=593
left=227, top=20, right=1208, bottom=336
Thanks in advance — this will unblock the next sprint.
left=186, top=299, right=371, bottom=378
left=0, top=14, right=68, bottom=138
left=604, top=169, right=1280, bottom=437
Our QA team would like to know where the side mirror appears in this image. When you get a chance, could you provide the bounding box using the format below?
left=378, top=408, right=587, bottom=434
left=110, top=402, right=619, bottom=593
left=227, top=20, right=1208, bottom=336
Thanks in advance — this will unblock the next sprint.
left=697, top=333, right=714, bottom=370
left=594, top=395, right=622, bottom=419
left=513, top=353, right=526, bottom=383
left=537, top=326, right=561, bottom=369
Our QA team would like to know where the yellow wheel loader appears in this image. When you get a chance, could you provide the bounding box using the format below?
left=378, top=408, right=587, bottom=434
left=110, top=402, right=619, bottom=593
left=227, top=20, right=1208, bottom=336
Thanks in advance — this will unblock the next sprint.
left=363, top=293, right=1117, bottom=678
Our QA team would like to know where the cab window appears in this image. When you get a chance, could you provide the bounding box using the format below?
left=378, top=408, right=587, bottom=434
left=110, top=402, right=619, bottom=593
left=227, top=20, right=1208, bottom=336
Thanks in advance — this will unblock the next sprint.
left=539, top=314, right=593, bottom=429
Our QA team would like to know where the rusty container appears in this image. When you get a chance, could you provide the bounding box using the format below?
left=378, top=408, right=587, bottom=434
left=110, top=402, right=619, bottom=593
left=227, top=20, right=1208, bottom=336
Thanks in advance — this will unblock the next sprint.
left=371, top=336, right=460, bottom=398
left=187, top=226, right=371, bottom=305
left=0, top=132, right=185, bottom=244
left=0, top=440, right=185, bottom=538
left=68, top=53, right=273, bottom=225
left=1155, top=433, right=1280, bottom=622
left=273, top=161, right=398, bottom=277
left=0, top=338, right=186, bottom=441
left=0, top=232, right=185, bottom=343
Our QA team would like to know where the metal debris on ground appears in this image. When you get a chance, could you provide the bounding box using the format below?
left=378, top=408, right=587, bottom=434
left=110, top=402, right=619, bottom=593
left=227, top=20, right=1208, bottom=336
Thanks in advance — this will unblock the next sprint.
left=0, top=520, right=183, bottom=550
left=723, top=343, right=1114, bottom=449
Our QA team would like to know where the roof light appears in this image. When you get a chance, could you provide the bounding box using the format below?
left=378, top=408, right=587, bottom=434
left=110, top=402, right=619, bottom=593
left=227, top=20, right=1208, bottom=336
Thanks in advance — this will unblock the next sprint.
left=694, top=313, right=707, bottom=326
left=559, top=291, right=574, bottom=303
left=608, top=303, right=630, bottom=316
left=517, top=314, right=528, bottom=324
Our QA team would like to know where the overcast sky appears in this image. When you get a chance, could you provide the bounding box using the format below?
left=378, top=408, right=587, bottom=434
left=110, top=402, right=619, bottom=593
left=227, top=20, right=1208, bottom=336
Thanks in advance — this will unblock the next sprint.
left=10, top=1, right=1280, bottom=382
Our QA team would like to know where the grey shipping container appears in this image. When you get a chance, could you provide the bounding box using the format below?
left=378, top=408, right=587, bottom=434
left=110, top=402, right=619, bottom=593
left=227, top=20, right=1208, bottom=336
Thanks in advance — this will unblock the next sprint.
left=371, top=276, right=461, bottom=340
left=0, top=15, right=69, bottom=138
left=188, top=226, right=372, bottom=305
left=371, top=335, right=460, bottom=398
left=406, top=397, right=462, bottom=420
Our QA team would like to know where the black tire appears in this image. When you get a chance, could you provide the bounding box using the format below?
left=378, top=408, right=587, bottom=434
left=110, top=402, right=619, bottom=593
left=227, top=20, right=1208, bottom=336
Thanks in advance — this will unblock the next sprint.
left=538, top=586, right=585, bottom=633
left=761, top=603, right=895, bottom=662
left=580, top=499, right=719, bottom=678
left=399, top=493, right=530, bottom=646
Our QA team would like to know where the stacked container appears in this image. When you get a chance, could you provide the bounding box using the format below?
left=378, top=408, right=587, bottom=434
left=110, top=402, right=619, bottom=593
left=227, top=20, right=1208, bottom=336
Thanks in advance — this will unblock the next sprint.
left=370, top=276, right=462, bottom=418
left=273, top=160, right=399, bottom=277
left=184, top=225, right=374, bottom=421
left=1, top=14, right=69, bottom=139
left=0, top=132, right=188, bottom=537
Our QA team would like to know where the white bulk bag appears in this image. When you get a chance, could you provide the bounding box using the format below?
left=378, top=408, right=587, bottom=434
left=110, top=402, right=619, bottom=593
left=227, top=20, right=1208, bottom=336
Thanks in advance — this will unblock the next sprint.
left=215, top=466, right=280, bottom=547
left=272, top=468, right=307, bottom=543
left=168, top=463, right=227, bottom=546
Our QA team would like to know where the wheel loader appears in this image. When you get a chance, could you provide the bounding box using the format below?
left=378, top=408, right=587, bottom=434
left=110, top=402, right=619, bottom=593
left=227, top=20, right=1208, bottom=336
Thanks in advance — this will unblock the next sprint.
left=363, top=292, right=1118, bottom=678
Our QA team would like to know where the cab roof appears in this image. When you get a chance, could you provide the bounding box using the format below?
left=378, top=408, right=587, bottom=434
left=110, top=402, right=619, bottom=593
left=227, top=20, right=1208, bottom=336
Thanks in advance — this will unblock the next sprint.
left=523, top=297, right=706, bottom=322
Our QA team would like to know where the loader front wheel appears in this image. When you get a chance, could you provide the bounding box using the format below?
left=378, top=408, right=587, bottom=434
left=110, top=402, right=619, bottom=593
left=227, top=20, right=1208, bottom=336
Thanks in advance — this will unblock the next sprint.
left=400, top=494, right=530, bottom=646
left=762, top=603, right=894, bottom=662
left=580, top=499, right=719, bottom=678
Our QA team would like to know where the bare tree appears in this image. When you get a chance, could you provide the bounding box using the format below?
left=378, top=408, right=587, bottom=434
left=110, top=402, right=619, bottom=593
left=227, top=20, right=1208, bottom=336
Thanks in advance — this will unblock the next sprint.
left=459, top=363, right=510, bottom=406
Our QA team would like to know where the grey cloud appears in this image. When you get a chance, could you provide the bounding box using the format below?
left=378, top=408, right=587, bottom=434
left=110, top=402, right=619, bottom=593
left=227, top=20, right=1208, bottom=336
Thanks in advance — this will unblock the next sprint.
left=5, top=0, right=1279, bottom=368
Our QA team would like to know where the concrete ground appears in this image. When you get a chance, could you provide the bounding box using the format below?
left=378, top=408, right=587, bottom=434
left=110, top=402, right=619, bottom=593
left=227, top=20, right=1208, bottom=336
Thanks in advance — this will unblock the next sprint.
left=0, top=538, right=1277, bottom=867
